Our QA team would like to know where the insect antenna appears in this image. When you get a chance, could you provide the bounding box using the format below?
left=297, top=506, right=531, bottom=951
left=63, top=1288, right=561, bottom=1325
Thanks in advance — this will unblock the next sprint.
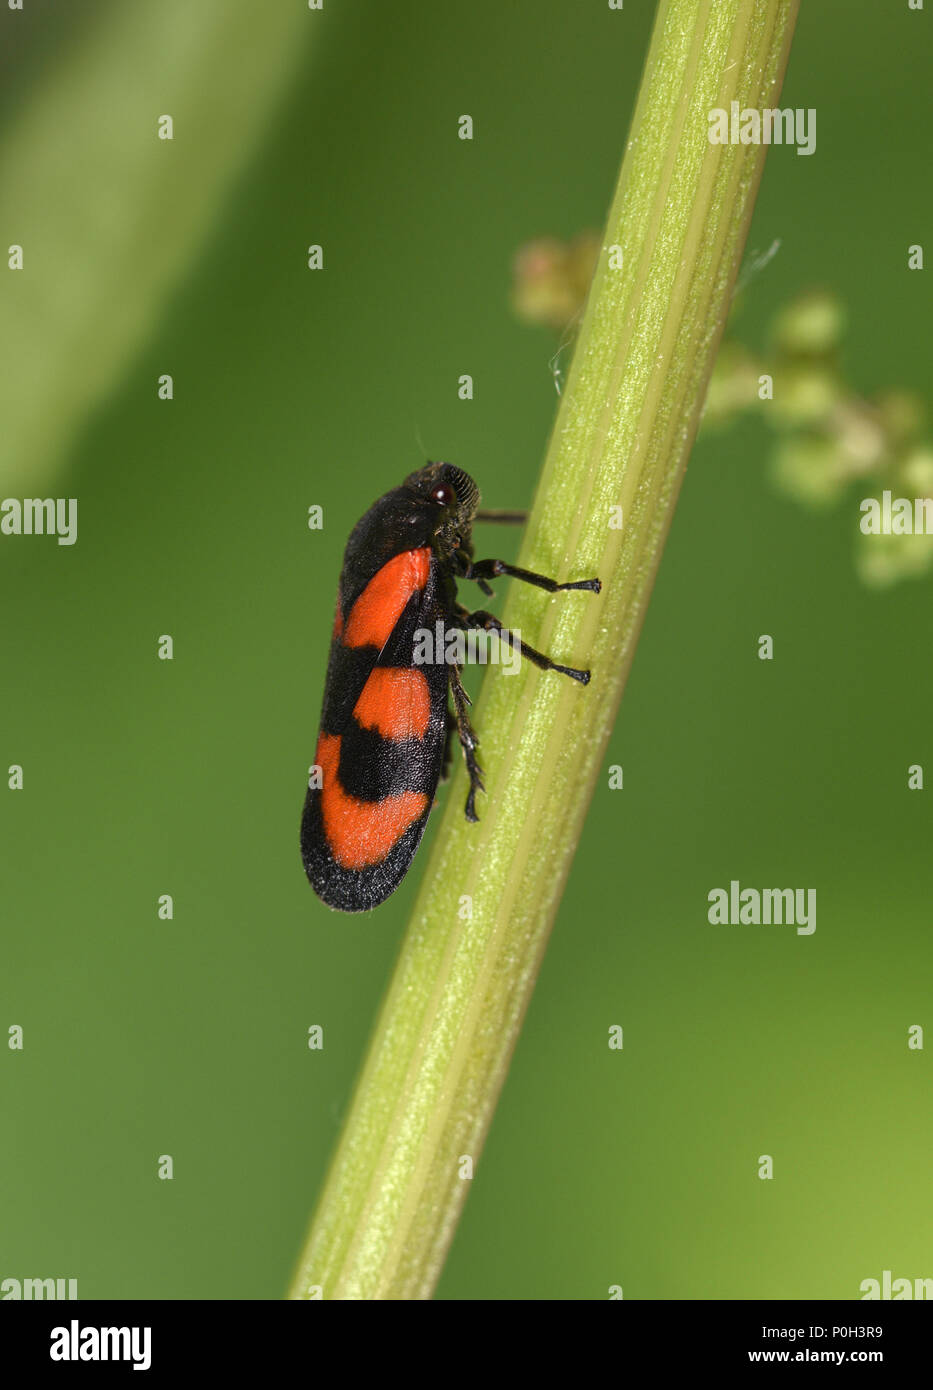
left=475, top=509, right=527, bottom=524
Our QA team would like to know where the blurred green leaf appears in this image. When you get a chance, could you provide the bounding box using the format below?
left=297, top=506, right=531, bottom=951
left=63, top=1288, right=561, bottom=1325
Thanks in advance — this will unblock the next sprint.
left=0, top=0, right=309, bottom=492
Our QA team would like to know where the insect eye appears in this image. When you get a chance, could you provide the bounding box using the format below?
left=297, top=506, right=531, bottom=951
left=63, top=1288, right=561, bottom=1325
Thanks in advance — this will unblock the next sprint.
left=432, top=483, right=456, bottom=507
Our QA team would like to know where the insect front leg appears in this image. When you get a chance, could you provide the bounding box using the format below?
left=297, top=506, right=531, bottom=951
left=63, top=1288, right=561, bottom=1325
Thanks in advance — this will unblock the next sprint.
left=457, top=604, right=591, bottom=685
left=450, top=546, right=494, bottom=597
left=448, top=662, right=485, bottom=822
left=466, top=557, right=601, bottom=595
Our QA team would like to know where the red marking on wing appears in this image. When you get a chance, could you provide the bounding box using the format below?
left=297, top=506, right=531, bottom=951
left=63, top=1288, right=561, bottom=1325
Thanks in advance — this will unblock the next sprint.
left=317, top=732, right=428, bottom=870
left=342, top=548, right=431, bottom=649
left=332, top=604, right=344, bottom=641
left=353, top=667, right=431, bottom=741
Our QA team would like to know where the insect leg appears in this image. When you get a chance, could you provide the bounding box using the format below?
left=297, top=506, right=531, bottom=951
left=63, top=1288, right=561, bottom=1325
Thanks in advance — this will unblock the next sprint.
left=451, top=548, right=494, bottom=596
left=467, top=558, right=601, bottom=595
left=441, top=709, right=457, bottom=783
left=458, top=605, right=591, bottom=685
left=448, top=663, right=485, bottom=822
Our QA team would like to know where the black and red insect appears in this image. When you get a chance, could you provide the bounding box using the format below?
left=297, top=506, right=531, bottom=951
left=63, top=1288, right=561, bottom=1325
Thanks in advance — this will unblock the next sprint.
left=300, top=462, right=600, bottom=912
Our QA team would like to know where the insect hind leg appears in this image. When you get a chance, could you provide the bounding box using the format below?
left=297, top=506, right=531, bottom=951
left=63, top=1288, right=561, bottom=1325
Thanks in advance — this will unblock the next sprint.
left=441, top=709, right=457, bottom=783
left=449, top=664, right=485, bottom=821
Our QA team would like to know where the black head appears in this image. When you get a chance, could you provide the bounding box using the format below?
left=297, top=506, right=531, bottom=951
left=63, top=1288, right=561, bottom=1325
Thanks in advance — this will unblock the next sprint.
left=403, top=461, right=480, bottom=552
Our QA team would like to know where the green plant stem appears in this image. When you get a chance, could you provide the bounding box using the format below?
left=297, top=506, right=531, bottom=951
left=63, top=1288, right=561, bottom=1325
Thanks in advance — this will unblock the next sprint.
left=290, top=0, right=800, bottom=1301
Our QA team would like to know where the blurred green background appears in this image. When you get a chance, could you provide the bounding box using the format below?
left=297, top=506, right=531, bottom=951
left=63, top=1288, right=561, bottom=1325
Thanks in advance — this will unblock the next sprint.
left=2, top=0, right=931, bottom=1300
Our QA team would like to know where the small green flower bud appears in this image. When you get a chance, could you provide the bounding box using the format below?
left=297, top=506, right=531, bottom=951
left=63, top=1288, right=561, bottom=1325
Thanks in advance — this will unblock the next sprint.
left=772, top=290, right=845, bottom=357
left=771, top=434, right=847, bottom=508
left=771, top=364, right=841, bottom=427
left=876, top=390, right=927, bottom=447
